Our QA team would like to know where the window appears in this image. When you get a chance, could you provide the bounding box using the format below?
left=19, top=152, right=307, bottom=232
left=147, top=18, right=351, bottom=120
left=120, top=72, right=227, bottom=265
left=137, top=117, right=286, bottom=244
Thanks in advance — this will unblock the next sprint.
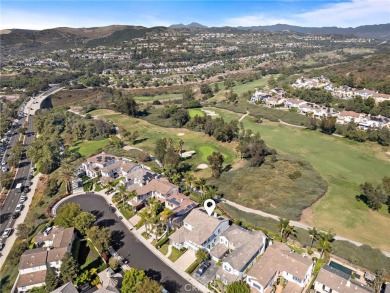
left=253, top=283, right=262, bottom=290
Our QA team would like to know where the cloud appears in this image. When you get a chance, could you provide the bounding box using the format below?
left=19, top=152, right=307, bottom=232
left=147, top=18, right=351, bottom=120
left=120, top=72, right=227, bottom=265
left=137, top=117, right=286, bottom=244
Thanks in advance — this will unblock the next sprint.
left=225, top=14, right=297, bottom=27
left=225, top=0, right=390, bottom=27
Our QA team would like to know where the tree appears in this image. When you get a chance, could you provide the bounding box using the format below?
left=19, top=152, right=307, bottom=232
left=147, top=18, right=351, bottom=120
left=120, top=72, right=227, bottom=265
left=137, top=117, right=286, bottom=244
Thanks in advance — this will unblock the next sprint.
left=16, top=223, right=31, bottom=239
left=55, top=203, right=81, bottom=228
left=154, top=138, right=167, bottom=163
left=318, top=231, right=334, bottom=259
left=136, top=277, right=161, bottom=293
left=46, top=267, right=60, bottom=291
left=58, top=163, right=74, bottom=194
left=207, top=151, right=224, bottom=179
left=372, top=269, right=384, bottom=293
left=382, top=176, right=390, bottom=195
left=60, top=253, right=79, bottom=283
left=320, top=117, right=337, bottom=134
left=0, top=172, right=14, bottom=189
left=74, top=212, right=96, bottom=235
left=196, top=249, right=209, bottom=262
left=214, top=83, right=220, bottom=93
left=277, top=218, right=295, bottom=242
left=164, top=144, right=181, bottom=168
left=121, top=268, right=146, bottom=293
left=109, top=258, right=119, bottom=270
left=86, top=226, right=111, bottom=253
left=360, top=182, right=386, bottom=210
left=226, top=280, right=251, bottom=293
left=308, top=227, right=319, bottom=249
left=44, top=177, right=60, bottom=197
left=182, top=87, right=195, bottom=101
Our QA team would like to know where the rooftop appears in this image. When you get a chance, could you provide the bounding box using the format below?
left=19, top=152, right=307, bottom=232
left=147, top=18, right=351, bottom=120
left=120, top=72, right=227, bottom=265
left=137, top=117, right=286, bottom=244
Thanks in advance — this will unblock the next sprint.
left=86, top=152, right=118, bottom=165
left=51, top=282, right=78, bottom=293
left=316, top=265, right=372, bottom=293
left=19, top=248, right=48, bottom=270
left=247, top=242, right=313, bottom=287
left=136, top=178, right=177, bottom=196
left=170, top=208, right=229, bottom=246
left=17, top=270, right=47, bottom=288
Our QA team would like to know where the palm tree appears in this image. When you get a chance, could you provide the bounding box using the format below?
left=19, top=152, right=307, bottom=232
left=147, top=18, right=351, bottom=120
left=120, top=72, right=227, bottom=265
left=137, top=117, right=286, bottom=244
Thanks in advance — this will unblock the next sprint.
left=318, top=231, right=335, bottom=259
left=139, top=208, right=151, bottom=234
left=308, top=227, right=319, bottom=249
left=195, top=177, right=208, bottom=194
left=184, top=172, right=195, bottom=191
left=160, top=208, right=173, bottom=234
left=277, top=218, right=295, bottom=242
left=118, top=184, right=127, bottom=203
left=318, top=238, right=332, bottom=259
left=58, top=163, right=74, bottom=194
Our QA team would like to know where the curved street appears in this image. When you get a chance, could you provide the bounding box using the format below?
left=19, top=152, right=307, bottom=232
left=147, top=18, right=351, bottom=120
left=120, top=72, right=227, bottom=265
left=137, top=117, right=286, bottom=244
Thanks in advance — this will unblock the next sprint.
left=60, top=194, right=198, bottom=293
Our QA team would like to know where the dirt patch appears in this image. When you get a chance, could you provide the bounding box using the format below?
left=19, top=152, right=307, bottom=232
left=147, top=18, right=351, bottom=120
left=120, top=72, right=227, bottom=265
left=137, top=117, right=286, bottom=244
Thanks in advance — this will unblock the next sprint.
left=300, top=206, right=314, bottom=226
left=31, top=175, right=48, bottom=209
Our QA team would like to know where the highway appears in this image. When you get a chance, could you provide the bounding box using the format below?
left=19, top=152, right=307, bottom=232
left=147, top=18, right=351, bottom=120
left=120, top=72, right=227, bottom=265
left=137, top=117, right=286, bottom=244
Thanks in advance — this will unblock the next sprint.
left=0, top=85, right=61, bottom=246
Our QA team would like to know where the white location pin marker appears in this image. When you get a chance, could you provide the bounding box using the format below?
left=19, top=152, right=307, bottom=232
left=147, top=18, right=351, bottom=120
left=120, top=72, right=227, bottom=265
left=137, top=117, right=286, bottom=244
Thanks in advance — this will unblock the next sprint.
left=204, top=199, right=216, bottom=216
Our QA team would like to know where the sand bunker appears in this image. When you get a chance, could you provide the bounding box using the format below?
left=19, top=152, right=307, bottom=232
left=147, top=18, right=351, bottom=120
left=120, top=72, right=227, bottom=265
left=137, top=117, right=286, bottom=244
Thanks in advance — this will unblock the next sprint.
left=197, top=163, right=208, bottom=169
left=180, top=150, right=196, bottom=158
left=202, top=110, right=219, bottom=117
left=177, top=133, right=185, bottom=136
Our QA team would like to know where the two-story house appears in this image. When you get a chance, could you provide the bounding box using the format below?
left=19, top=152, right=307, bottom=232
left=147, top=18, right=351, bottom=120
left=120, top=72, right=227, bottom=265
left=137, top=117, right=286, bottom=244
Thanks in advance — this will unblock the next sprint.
left=314, top=265, right=372, bottom=293
left=285, top=98, right=307, bottom=109
left=100, top=160, right=141, bottom=179
left=336, top=111, right=365, bottom=125
left=246, top=242, right=314, bottom=293
left=213, top=225, right=267, bottom=285
left=129, top=178, right=179, bottom=209
left=123, top=168, right=160, bottom=188
left=82, top=152, right=118, bottom=178
left=17, top=248, right=48, bottom=292
left=17, top=227, right=75, bottom=292
left=170, top=208, right=230, bottom=252
left=165, top=193, right=199, bottom=227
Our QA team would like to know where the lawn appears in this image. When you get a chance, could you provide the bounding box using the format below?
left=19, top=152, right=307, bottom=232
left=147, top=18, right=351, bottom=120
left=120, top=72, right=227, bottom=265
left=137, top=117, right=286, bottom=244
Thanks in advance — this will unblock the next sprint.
left=70, top=139, right=110, bottom=157
left=89, top=109, right=238, bottom=177
left=159, top=243, right=169, bottom=255
left=210, top=107, right=390, bottom=250
left=118, top=203, right=135, bottom=220
left=168, top=247, right=184, bottom=262
left=78, top=240, right=103, bottom=270
left=133, top=93, right=182, bottom=102
left=188, top=108, right=205, bottom=118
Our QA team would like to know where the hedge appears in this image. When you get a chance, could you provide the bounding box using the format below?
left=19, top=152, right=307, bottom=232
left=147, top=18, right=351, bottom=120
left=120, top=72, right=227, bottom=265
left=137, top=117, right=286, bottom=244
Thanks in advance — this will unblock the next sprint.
left=185, top=259, right=201, bottom=274
left=156, top=236, right=170, bottom=248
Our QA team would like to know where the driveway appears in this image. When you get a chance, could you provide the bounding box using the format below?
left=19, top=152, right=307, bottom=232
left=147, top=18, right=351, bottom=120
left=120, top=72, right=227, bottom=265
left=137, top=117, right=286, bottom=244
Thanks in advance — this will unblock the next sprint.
left=192, top=260, right=218, bottom=286
left=174, top=249, right=196, bottom=271
left=60, top=194, right=197, bottom=293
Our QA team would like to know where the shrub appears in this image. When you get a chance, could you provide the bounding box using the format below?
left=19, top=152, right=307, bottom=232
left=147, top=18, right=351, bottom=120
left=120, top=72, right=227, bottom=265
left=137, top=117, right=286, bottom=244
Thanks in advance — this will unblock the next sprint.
left=185, top=259, right=200, bottom=274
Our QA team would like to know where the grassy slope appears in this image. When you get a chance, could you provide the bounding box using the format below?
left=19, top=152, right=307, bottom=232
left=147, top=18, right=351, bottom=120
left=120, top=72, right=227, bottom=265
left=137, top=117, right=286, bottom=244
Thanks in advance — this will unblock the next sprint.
left=188, top=109, right=205, bottom=118
left=89, top=110, right=238, bottom=177
left=133, top=93, right=182, bottom=102
left=70, top=139, right=110, bottom=157
left=208, top=107, right=390, bottom=250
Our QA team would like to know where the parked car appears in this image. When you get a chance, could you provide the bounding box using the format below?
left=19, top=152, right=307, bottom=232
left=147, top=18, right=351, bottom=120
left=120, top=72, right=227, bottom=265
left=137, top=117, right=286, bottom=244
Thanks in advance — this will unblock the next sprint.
left=15, top=204, right=23, bottom=213
left=0, top=242, right=4, bottom=251
left=109, top=205, right=116, bottom=213
left=2, top=228, right=12, bottom=238
left=12, top=212, right=20, bottom=219
left=195, top=261, right=211, bottom=277
left=20, top=195, right=27, bottom=202
left=2, top=166, right=9, bottom=172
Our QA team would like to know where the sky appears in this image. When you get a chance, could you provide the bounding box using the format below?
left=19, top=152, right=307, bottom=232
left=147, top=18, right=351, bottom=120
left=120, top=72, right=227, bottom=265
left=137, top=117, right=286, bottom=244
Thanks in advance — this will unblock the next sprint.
left=1, top=0, right=389, bottom=30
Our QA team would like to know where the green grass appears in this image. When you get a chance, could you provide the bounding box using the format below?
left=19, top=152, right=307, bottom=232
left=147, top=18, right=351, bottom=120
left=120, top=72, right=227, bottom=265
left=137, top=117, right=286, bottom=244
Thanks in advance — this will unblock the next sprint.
left=168, top=247, right=184, bottom=262
left=118, top=203, right=134, bottom=220
left=159, top=243, right=169, bottom=255
left=188, top=108, right=205, bottom=118
left=142, top=231, right=151, bottom=239
left=78, top=240, right=102, bottom=270
left=133, top=93, right=182, bottom=102
left=210, top=107, right=390, bottom=250
left=89, top=109, right=238, bottom=176
left=70, top=139, right=110, bottom=157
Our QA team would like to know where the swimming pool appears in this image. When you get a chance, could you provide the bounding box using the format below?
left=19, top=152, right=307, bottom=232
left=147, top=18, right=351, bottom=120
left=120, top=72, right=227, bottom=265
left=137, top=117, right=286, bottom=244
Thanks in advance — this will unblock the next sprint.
left=329, top=261, right=361, bottom=279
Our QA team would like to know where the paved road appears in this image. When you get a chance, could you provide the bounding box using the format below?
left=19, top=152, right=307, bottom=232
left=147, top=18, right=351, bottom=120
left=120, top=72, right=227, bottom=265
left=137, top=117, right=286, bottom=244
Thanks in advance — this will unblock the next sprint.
left=60, top=195, right=197, bottom=293
left=0, top=85, right=61, bottom=241
left=0, top=115, right=34, bottom=236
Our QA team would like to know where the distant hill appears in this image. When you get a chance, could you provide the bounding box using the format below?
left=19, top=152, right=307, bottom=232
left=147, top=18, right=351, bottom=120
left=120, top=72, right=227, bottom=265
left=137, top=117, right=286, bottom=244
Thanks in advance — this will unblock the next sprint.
left=237, top=23, right=390, bottom=40
left=170, top=22, right=208, bottom=29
